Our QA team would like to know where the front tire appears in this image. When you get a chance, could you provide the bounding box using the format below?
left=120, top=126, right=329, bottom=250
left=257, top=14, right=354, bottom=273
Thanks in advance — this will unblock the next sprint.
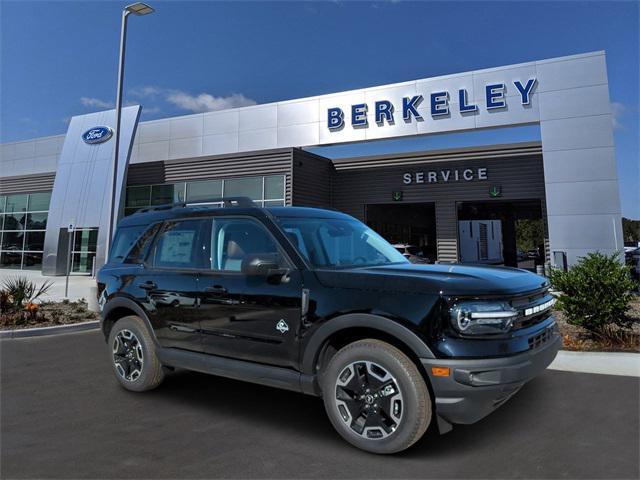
left=108, top=315, right=164, bottom=392
left=321, top=339, right=431, bottom=454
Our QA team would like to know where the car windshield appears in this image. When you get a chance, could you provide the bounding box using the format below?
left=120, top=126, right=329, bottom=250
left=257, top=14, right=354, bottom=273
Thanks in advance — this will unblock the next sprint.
left=276, top=216, right=409, bottom=269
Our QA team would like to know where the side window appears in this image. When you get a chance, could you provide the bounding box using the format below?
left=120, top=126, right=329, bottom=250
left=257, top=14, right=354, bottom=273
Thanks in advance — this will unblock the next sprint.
left=110, top=225, right=146, bottom=263
left=152, top=219, right=207, bottom=269
left=125, top=223, right=161, bottom=264
left=211, top=218, right=284, bottom=272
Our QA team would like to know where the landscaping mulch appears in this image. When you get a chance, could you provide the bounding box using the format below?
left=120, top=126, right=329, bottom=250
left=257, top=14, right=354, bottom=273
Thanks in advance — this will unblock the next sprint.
left=555, top=296, right=640, bottom=353
left=0, top=299, right=98, bottom=331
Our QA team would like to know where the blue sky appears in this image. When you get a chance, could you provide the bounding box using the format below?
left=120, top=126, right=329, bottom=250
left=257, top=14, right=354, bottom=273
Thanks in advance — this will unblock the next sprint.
left=1, top=1, right=638, bottom=218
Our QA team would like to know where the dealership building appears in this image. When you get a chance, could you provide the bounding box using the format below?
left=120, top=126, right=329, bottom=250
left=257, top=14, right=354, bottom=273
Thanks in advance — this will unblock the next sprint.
left=0, top=51, right=624, bottom=275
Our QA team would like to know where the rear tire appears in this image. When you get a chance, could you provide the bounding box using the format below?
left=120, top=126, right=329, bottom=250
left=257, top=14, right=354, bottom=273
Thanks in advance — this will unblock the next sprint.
left=321, top=339, right=431, bottom=454
left=107, top=315, right=164, bottom=392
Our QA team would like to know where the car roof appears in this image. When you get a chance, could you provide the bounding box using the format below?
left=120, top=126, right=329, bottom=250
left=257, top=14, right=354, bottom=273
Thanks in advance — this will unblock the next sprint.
left=117, top=205, right=353, bottom=228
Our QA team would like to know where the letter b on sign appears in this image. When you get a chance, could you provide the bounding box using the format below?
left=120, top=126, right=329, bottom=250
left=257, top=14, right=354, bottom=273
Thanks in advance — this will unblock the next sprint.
left=328, top=107, right=344, bottom=130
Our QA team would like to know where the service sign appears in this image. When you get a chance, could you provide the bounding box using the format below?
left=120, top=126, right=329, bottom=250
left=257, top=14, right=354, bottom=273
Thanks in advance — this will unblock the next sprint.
left=82, top=126, right=113, bottom=144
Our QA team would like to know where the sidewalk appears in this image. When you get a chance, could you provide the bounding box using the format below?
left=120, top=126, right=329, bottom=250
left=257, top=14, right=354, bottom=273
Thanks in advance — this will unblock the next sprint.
left=0, top=269, right=96, bottom=304
left=549, top=350, right=639, bottom=377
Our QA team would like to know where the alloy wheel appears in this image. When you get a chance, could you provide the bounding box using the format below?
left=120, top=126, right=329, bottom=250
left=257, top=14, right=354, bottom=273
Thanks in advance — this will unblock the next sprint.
left=334, top=360, right=403, bottom=439
left=112, top=329, right=144, bottom=382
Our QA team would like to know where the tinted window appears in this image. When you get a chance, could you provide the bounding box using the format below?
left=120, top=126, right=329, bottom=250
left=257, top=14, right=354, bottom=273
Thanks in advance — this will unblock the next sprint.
left=125, top=223, right=160, bottom=264
left=110, top=225, right=146, bottom=262
left=210, top=218, right=283, bottom=271
left=153, top=219, right=206, bottom=269
left=275, top=217, right=408, bottom=269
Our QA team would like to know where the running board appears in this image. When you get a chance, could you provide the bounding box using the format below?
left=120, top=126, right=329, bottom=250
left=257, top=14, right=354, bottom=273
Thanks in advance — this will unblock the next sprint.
left=156, top=347, right=319, bottom=396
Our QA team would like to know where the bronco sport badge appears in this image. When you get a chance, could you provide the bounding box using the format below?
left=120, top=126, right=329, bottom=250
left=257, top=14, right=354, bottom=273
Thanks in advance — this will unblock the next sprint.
left=276, top=319, right=289, bottom=334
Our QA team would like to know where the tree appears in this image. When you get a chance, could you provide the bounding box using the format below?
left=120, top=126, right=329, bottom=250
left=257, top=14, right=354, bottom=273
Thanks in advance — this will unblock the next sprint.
left=622, top=217, right=640, bottom=244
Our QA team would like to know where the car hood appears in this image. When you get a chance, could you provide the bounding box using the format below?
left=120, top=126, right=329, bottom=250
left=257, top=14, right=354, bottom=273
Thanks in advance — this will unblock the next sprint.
left=314, top=263, right=549, bottom=297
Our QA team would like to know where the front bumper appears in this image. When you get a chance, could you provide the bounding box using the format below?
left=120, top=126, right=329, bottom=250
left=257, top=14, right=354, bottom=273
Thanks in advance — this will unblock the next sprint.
left=421, top=329, right=561, bottom=427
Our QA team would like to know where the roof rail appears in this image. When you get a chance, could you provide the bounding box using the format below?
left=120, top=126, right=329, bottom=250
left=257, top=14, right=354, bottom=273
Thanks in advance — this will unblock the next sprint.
left=134, top=196, right=256, bottom=214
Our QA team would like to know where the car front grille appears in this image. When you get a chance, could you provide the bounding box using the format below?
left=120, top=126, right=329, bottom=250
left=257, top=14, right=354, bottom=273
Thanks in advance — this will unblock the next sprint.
left=510, top=290, right=556, bottom=330
left=528, top=325, right=555, bottom=350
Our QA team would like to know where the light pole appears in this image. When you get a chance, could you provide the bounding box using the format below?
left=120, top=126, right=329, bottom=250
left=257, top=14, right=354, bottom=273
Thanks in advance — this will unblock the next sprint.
left=106, top=2, right=154, bottom=259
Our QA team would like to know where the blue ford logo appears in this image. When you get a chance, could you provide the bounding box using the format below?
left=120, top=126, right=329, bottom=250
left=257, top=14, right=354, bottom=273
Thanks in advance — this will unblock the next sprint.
left=82, top=126, right=113, bottom=144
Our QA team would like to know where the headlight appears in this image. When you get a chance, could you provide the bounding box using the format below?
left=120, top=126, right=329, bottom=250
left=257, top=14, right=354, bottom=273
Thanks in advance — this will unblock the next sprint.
left=449, top=301, right=518, bottom=335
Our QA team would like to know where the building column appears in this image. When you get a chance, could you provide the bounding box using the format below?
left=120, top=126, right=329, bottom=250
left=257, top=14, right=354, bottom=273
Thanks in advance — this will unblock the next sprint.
left=537, top=52, right=623, bottom=266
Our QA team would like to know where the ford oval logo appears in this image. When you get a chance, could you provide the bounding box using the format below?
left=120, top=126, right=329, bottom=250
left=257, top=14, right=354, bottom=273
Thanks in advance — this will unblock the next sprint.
left=82, top=126, right=113, bottom=144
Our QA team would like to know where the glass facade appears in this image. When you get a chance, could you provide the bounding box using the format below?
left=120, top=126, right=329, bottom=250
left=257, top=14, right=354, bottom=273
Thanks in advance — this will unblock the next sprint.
left=71, top=228, right=98, bottom=273
left=124, top=175, right=286, bottom=216
left=0, top=192, right=51, bottom=270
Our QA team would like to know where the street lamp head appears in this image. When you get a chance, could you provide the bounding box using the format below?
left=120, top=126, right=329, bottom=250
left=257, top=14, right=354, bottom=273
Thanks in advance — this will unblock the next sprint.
left=125, top=2, right=154, bottom=16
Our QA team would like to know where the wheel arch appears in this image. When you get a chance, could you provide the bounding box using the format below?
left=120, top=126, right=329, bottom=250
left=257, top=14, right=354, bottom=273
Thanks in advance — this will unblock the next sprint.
left=302, top=314, right=436, bottom=386
left=101, top=297, right=157, bottom=344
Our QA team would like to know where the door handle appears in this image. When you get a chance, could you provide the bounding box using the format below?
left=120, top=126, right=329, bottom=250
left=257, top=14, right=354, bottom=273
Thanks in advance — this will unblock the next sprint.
left=204, top=285, right=227, bottom=295
left=139, top=281, right=157, bottom=290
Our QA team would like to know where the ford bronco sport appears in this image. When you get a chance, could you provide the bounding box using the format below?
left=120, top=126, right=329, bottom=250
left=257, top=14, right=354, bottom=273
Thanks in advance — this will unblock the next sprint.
left=98, top=197, right=561, bottom=454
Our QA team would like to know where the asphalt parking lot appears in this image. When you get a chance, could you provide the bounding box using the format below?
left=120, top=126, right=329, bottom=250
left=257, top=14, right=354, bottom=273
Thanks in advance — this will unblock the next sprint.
left=2, top=330, right=638, bottom=479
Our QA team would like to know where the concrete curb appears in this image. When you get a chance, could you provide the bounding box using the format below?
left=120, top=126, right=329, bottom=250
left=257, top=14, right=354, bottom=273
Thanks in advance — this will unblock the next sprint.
left=549, top=350, right=640, bottom=377
left=0, top=320, right=100, bottom=339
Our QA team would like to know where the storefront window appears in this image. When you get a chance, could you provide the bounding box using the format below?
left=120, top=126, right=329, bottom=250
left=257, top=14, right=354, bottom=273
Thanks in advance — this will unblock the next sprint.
left=27, top=192, right=51, bottom=212
left=223, top=177, right=263, bottom=201
left=5, top=194, right=28, bottom=214
left=125, top=175, right=286, bottom=215
left=151, top=184, right=184, bottom=205
left=186, top=180, right=222, bottom=203
left=264, top=175, right=285, bottom=200
left=0, top=192, right=50, bottom=270
left=126, top=186, right=151, bottom=208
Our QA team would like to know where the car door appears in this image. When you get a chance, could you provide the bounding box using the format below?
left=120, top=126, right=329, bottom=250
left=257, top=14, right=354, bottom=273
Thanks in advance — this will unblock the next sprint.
left=197, top=216, right=302, bottom=368
left=138, top=218, right=208, bottom=352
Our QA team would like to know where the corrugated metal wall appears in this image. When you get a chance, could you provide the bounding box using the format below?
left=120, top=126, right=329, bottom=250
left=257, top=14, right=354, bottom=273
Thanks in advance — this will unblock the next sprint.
left=291, top=149, right=335, bottom=208
left=331, top=144, right=546, bottom=263
left=0, top=173, right=56, bottom=195
left=127, top=149, right=295, bottom=204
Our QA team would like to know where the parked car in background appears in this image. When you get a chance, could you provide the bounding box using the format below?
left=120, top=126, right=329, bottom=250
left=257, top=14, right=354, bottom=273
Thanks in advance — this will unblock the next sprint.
left=624, top=246, right=640, bottom=282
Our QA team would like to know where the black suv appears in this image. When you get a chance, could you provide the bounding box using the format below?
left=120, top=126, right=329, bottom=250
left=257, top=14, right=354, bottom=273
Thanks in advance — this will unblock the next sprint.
left=98, top=198, right=560, bottom=454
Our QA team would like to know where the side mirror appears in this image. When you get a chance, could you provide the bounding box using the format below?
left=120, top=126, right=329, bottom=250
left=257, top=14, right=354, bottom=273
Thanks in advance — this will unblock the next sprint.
left=241, top=254, right=288, bottom=279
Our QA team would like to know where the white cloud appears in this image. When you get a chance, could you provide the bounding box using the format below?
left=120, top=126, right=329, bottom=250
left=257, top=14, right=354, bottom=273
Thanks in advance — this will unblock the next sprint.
left=611, top=101, right=625, bottom=130
left=165, top=91, right=256, bottom=113
left=129, top=85, right=256, bottom=114
left=80, top=97, right=114, bottom=109
left=129, top=85, right=163, bottom=98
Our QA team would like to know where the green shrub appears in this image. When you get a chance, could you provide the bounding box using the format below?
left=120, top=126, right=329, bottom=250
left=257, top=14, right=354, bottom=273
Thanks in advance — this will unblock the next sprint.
left=1, top=276, right=53, bottom=310
left=550, top=252, right=636, bottom=332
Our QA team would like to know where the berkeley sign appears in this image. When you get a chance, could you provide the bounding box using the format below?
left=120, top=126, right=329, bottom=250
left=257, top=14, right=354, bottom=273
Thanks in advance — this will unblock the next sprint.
left=327, top=78, right=537, bottom=130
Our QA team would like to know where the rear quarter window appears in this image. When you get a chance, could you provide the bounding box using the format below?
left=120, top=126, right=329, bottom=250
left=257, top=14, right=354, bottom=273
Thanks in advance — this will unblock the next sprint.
left=110, top=225, right=147, bottom=263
